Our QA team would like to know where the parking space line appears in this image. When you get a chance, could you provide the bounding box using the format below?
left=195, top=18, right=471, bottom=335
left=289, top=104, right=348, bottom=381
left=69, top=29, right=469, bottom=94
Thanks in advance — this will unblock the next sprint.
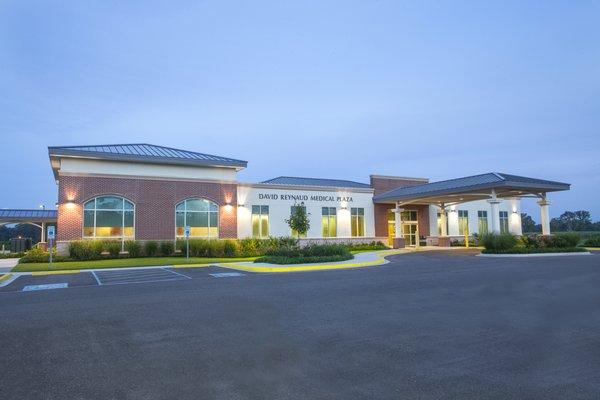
left=90, top=271, right=102, bottom=286
left=162, top=268, right=192, bottom=279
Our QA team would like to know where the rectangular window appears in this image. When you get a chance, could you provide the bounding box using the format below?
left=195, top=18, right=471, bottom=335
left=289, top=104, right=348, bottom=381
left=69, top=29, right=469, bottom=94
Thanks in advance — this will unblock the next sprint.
left=251, top=205, right=269, bottom=238
left=458, top=210, right=469, bottom=236
left=321, top=207, right=337, bottom=237
left=499, top=211, right=509, bottom=233
left=400, top=210, right=418, bottom=222
left=477, top=210, right=488, bottom=234
left=351, top=208, right=365, bottom=237
left=290, top=205, right=308, bottom=238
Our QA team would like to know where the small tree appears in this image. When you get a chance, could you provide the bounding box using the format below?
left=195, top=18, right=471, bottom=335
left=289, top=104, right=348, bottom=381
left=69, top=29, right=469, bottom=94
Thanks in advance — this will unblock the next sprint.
left=286, top=202, right=310, bottom=238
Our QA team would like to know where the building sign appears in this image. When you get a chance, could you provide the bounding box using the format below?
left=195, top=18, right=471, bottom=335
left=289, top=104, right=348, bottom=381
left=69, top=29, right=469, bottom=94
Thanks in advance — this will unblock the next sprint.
left=258, top=193, right=353, bottom=203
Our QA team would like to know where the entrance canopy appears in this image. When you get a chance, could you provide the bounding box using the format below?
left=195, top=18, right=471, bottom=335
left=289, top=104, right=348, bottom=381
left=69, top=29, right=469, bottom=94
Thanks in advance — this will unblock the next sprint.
left=373, top=172, right=570, bottom=206
left=0, top=209, right=57, bottom=225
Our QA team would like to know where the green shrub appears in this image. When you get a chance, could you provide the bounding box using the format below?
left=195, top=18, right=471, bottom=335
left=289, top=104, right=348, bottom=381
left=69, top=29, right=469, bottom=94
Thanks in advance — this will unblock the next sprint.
left=124, top=240, right=141, bottom=257
left=583, top=235, right=600, bottom=247
left=223, top=240, right=239, bottom=257
left=19, top=247, right=69, bottom=263
left=480, top=233, right=518, bottom=251
left=548, top=232, right=581, bottom=248
left=104, top=241, right=122, bottom=258
left=69, top=240, right=104, bottom=260
left=159, top=241, right=175, bottom=256
left=345, top=241, right=388, bottom=251
left=481, top=247, right=587, bottom=254
left=144, top=241, right=159, bottom=257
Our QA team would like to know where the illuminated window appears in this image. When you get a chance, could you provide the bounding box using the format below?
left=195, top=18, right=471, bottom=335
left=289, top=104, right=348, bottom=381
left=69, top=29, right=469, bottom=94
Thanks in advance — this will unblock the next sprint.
left=175, top=198, right=219, bottom=238
left=351, top=208, right=365, bottom=237
left=477, top=210, right=488, bottom=234
left=458, top=210, right=469, bottom=235
left=251, top=205, right=269, bottom=238
left=321, top=207, right=337, bottom=237
left=290, top=205, right=307, bottom=238
left=499, top=211, right=509, bottom=233
left=83, top=196, right=134, bottom=239
left=401, top=210, right=418, bottom=222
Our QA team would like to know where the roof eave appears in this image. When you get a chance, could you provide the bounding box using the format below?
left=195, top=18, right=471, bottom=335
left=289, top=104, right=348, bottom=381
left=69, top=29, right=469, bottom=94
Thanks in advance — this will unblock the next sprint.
left=48, top=149, right=248, bottom=169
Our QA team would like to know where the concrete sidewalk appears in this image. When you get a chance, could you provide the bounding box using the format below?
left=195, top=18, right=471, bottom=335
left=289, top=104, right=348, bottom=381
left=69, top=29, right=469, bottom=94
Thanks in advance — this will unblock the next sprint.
left=0, top=258, right=19, bottom=273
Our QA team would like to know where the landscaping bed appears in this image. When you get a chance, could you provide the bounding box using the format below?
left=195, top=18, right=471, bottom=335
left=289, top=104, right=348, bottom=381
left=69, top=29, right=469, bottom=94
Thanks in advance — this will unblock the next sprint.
left=254, top=243, right=354, bottom=265
left=480, top=232, right=589, bottom=254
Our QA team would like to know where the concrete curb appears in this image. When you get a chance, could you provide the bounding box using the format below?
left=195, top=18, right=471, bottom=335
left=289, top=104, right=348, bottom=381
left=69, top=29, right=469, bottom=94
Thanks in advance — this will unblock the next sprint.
left=0, top=274, right=18, bottom=287
left=477, top=252, right=593, bottom=258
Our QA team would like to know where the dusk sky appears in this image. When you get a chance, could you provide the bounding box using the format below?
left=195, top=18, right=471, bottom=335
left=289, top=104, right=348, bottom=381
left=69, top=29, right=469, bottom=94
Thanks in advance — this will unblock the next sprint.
left=1, top=1, right=598, bottom=220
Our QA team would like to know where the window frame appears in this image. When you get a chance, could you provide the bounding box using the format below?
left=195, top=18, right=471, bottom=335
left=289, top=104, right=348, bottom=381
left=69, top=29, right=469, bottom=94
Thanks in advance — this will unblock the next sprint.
left=175, top=198, right=220, bottom=239
left=477, top=210, right=488, bottom=234
left=350, top=207, right=365, bottom=237
left=82, top=195, right=135, bottom=240
left=251, top=205, right=270, bottom=238
left=458, top=210, right=469, bottom=236
left=321, top=206, right=337, bottom=238
left=499, top=211, right=509, bottom=234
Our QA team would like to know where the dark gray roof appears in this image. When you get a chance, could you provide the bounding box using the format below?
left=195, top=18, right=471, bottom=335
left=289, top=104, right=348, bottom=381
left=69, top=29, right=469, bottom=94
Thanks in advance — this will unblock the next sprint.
left=0, top=209, right=57, bottom=221
left=48, top=144, right=247, bottom=169
left=374, top=172, right=570, bottom=202
left=261, top=176, right=371, bottom=189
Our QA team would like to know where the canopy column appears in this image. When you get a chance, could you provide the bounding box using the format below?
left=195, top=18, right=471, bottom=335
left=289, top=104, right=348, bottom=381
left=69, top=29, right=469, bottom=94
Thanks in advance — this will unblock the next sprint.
left=488, top=190, right=502, bottom=233
left=438, top=206, right=451, bottom=247
left=538, top=196, right=551, bottom=235
left=393, top=204, right=405, bottom=248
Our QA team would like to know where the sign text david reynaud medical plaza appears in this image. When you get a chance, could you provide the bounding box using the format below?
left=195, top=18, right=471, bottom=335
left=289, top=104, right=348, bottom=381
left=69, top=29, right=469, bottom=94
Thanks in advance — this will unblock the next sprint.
left=258, top=193, right=354, bottom=203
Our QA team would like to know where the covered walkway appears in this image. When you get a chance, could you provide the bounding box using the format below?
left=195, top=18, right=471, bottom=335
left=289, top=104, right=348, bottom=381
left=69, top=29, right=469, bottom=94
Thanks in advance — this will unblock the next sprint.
left=0, top=209, right=58, bottom=246
left=373, top=173, right=570, bottom=247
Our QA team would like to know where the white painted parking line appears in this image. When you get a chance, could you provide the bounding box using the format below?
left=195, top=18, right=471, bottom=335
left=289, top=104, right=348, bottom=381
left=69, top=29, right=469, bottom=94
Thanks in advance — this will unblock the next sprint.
left=161, top=268, right=192, bottom=279
left=23, top=283, right=69, bottom=292
left=210, top=272, right=245, bottom=278
left=90, top=271, right=102, bottom=286
left=94, top=268, right=190, bottom=286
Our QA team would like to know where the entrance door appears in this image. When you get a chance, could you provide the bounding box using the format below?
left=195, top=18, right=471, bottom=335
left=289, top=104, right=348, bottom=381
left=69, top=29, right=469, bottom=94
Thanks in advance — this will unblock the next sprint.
left=402, top=224, right=418, bottom=246
left=387, top=209, right=419, bottom=246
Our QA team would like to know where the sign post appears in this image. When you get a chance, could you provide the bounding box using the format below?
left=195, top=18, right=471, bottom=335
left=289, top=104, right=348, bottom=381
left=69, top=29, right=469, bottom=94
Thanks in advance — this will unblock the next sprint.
left=47, top=226, right=56, bottom=269
left=184, top=226, right=190, bottom=260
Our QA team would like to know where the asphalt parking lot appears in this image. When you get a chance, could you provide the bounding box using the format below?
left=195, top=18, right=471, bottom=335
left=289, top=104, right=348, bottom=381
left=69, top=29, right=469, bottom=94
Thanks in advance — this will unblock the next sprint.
left=1, top=251, right=599, bottom=399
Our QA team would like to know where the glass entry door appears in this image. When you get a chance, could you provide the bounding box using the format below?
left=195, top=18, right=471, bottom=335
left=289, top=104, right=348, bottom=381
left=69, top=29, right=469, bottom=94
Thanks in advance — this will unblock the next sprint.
left=402, top=224, right=418, bottom=246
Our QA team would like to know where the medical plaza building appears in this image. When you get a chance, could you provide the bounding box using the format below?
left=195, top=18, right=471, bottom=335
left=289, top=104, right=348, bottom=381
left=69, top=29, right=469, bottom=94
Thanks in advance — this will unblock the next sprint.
left=1, top=144, right=569, bottom=254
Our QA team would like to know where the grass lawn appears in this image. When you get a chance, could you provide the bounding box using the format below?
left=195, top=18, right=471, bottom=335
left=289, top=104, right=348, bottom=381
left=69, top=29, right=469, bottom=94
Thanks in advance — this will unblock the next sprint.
left=12, top=256, right=258, bottom=272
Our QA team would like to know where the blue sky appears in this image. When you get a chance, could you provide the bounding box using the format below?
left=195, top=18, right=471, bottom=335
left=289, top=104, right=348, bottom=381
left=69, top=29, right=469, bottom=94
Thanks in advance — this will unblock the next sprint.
left=1, top=1, right=599, bottom=221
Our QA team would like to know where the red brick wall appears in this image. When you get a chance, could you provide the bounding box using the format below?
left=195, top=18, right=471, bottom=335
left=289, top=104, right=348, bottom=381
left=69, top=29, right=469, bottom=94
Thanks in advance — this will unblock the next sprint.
left=57, top=175, right=237, bottom=241
left=370, top=176, right=430, bottom=238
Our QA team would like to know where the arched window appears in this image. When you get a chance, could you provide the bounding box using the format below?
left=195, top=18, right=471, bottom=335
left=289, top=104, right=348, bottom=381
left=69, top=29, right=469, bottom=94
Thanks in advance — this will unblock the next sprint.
left=175, top=198, right=219, bottom=238
left=83, top=196, right=135, bottom=239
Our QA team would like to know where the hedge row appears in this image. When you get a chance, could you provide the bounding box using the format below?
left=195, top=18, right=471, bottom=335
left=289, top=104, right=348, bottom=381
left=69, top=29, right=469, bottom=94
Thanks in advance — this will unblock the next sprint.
left=480, top=232, right=586, bottom=254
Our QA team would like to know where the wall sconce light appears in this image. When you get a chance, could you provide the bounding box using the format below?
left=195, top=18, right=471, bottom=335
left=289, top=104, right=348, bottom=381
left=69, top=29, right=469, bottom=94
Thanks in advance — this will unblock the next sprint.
left=238, top=203, right=246, bottom=208
left=340, top=205, right=348, bottom=211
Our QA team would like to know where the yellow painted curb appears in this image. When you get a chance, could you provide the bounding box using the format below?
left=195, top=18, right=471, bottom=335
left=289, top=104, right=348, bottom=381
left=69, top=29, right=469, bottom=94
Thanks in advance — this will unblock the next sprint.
left=173, top=263, right=212, bottom=269
left=0, top=273, right=12, bottom=283
left=221, top=249, right=406, bottom=273
left=31, top=270, right=81, bottom=276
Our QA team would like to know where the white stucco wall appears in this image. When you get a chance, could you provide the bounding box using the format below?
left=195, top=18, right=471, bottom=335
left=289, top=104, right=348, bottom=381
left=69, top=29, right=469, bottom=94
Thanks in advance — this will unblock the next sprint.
left=237, top=184, right=375, bottom=239
left=59, top=158, right=238, bottom=181
left=431, top=198, right=522, bottom=236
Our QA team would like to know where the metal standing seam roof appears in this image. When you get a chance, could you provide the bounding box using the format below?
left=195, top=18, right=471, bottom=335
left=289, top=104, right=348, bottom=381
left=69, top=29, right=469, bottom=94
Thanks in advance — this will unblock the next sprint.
left=373, top=172, right=570, bottom=202
left=0, top=209, right=58, bottom=220
left=260, top=176, right=372, bottom=189
left=48, top=144, right=248, bottom=169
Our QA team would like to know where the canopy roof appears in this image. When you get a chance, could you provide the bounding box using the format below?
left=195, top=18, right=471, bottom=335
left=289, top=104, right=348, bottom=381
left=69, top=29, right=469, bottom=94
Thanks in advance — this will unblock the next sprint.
left=0, top=209, right=57, bottom=224
left=373, top=172, right=570, bottom=205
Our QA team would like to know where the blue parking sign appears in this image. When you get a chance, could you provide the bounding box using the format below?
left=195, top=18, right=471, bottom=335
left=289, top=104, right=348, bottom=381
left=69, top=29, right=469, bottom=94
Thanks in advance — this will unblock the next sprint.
left=47, top=226, right=56, bottom=240
left=184, top=226, right=190, bottom=238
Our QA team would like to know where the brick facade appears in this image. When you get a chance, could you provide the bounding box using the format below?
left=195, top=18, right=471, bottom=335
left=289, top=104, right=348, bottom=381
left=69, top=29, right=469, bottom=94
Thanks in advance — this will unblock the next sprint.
left=57, top=174, right=238, bottom=242
left=370, top=176, right=431, bottom=238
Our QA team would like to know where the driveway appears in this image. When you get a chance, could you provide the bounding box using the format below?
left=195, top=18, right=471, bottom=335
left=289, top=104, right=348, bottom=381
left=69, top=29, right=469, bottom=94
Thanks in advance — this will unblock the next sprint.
left=0, top=251, right=599, bottom=399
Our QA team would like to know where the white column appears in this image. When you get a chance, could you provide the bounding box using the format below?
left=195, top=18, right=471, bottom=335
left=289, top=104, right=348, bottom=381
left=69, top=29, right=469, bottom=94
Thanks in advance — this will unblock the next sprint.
left=508, top=198, right=522, bottom=236
left=488, top=191, right=501, bottom=233
left=439, top=207, right=448, bottom=237
left=538, top=197, right=551, bottom=235
left=394, top=205, right=403, bottom=239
